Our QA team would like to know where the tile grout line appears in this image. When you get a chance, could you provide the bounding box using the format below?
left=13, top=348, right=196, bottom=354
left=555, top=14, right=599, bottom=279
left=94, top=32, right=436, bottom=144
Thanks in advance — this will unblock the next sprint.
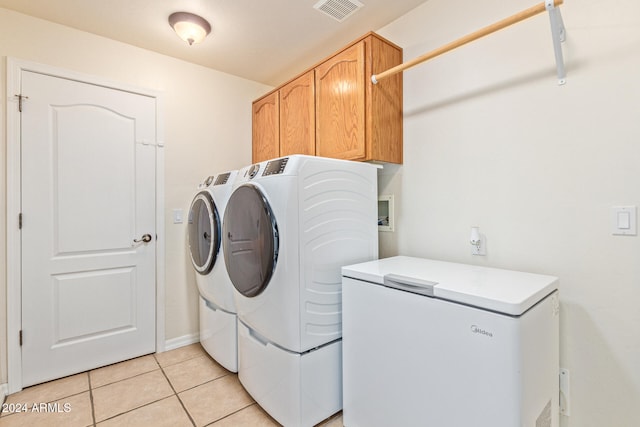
left=93, top=396, right=182, bottom=425
left=87, top=371, right=97, bottom=427
left=202, top=402, right=262, bottom=427
left=173, top=371, right=233, bottom=395
left=90, top=348, right=210, bottom=424
left=155, top=347, right=207, bottom=369
left=154, top=354, right=197, bottom=427
left=0, top=376, right=93, bottom=421
left=90, top=364, right=173, bottom=423
left=90, top=367, right=160, bottom=390
left=5, top=348, right=221, bottom=426
left=90, top=361, right=178, bottom=424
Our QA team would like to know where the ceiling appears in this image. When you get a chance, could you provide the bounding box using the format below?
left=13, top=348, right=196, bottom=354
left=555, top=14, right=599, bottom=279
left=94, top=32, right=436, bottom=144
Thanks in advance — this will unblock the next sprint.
left=0, top=0, right=426, bottom=86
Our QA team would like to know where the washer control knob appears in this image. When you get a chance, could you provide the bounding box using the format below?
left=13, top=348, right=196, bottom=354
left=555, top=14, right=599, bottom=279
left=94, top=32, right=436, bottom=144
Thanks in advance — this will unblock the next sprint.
left=248, top=164, right=260, bottom=179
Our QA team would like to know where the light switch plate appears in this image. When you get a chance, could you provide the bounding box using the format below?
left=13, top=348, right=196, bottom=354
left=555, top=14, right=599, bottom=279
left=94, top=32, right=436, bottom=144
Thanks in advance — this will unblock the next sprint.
left=173, top=208, right=184, bottom=224
left=611, top=206, right=636, bottom=236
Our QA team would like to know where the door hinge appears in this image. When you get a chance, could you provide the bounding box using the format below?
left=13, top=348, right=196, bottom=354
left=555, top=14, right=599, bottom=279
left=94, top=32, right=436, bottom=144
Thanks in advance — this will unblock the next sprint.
left=19, top=330, right=23, bottom=346
left=14, top=94, right=29, bottom=112
left=19, top=213, right=23, bottom=229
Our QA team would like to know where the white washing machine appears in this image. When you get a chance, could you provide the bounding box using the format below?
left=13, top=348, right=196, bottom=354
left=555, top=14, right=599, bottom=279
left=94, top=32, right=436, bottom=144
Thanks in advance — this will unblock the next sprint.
left=188, top=170, right=238, bottom=372
left=222, top=155, right=379, bottom=427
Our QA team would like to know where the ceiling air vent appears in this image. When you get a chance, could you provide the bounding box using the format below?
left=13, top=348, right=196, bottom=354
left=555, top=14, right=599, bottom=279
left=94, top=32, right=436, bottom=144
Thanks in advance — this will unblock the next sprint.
left=313, top=0, right=364, bottom=23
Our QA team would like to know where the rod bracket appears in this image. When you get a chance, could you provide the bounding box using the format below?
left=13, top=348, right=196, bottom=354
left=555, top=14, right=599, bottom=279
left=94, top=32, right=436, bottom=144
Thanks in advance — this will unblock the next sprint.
left=546, top=0, right=567, bottom=85
left=371, top=74, right=378, bottom=85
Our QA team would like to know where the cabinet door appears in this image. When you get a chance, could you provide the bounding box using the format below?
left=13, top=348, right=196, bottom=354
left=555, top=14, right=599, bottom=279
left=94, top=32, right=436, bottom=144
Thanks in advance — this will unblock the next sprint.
left=252, top=92, right=279, bottom=163
left=315, top=42, right=366, bottom=161
left=280, top=70, right=315, bottom=157
left=368, top=35, right=403, bottom=164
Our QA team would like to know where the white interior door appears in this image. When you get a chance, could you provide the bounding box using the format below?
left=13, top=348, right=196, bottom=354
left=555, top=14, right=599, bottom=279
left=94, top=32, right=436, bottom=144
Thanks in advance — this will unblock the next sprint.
left=20, top=70, right=157, bottom=387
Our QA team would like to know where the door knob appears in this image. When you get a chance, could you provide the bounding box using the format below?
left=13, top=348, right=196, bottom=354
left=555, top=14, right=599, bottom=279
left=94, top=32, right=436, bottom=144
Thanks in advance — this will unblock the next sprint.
left=133, top=233, right=153, bottom=243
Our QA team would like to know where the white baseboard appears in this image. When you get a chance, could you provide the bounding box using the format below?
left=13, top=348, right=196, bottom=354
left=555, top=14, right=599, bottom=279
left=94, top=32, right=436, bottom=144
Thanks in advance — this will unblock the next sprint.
left=163, top=333, right=200, bottom=352
left=1, top=383, right=8, bottom=402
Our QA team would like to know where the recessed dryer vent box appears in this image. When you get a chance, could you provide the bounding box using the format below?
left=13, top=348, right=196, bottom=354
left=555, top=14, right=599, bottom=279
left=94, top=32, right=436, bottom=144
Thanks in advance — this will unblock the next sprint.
left=378, top=195, right=394, bottom=232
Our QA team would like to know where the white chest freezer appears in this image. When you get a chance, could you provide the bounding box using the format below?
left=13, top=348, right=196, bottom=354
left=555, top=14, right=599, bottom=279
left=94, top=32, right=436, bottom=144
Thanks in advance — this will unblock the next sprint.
left=341, top=256, right=559, bottom=427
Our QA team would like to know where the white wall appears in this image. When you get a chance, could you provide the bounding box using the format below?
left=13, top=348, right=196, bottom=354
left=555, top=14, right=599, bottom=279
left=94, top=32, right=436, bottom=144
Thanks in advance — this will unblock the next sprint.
left=377, top=0, right=640, bottom=426
left=2, top=2, right=639, bottom=423
left=0, top=8, right=271, bottom=384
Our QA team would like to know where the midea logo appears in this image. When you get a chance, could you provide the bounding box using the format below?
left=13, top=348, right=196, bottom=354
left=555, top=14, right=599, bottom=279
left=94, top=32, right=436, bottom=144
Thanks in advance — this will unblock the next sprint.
left=470, top=325, right=493, bottom=338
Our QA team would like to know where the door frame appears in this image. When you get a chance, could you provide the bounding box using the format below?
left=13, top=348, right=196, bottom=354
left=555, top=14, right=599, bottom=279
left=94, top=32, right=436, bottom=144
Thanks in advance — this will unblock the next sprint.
left=5, top=57, right=166, bottom=393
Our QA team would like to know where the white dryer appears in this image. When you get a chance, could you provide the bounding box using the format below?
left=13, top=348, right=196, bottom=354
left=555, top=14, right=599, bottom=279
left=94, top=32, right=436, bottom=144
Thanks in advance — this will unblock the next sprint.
left=222, top=155, right=379, bottom=427
left=188, top=170, right=238, bottom=372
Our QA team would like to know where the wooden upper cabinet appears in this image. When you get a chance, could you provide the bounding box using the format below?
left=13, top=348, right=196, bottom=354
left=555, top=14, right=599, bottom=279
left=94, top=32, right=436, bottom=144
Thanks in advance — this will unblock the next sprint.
left=315, top=42, right=366, bottom=161
left=316, top=33, right=402, bottom=163
left=251, top=32, right=403, bottom=164
left=252, top=91, right=279, bottom=163
left=280, top=70, right=315, bottom=157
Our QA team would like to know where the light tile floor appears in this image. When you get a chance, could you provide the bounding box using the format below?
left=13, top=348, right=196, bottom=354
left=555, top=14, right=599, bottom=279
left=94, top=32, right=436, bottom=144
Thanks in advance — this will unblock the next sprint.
left=0, top=344, right=344, bottom=427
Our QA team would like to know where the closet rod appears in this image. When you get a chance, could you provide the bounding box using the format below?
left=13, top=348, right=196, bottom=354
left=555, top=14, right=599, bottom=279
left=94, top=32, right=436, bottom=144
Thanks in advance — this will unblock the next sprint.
left=372, top=0, right=564, bottom=84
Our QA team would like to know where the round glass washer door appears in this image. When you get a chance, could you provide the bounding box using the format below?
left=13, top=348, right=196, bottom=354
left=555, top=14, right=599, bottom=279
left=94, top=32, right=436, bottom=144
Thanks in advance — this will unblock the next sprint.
left=223, top=184, right=279, bottom=298
left=188, top=190, right=221, bottom=275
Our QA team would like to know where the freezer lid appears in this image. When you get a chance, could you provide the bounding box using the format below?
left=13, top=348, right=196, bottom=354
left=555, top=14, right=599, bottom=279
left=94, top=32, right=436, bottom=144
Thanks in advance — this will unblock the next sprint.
left=342, top=256, right=558, bottom=316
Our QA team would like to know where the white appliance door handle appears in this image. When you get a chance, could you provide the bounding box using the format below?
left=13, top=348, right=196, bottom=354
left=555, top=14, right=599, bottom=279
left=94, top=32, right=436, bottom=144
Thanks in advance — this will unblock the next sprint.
left=383, top=274, right=438, bottom=297
left=248, top=328, right=270, bottom=347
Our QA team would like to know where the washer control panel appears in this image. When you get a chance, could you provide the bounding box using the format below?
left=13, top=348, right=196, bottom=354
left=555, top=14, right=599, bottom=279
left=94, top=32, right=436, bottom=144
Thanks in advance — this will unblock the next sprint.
left=214, top=172, right=231, bottom=185
left=263, top=158, right=289, bottom=176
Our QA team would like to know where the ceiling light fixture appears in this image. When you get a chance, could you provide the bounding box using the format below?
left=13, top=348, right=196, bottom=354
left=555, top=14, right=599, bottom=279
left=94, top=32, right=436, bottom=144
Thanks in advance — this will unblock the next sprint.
left=168, top=12, right=211, bottom=46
